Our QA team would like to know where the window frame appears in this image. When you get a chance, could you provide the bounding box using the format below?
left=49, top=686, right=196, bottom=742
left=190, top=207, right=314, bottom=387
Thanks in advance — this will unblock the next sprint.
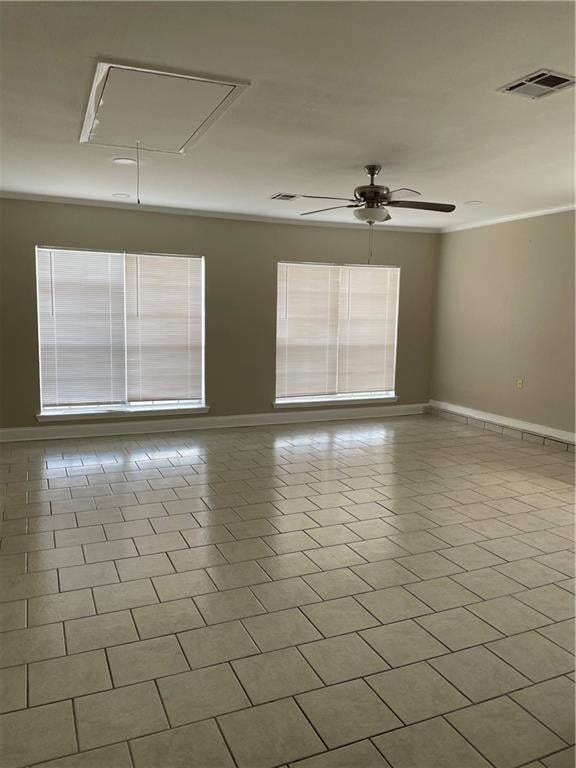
left=273, top=260, right=400, bottom=408
left=35, top=245, right=207, bottom=421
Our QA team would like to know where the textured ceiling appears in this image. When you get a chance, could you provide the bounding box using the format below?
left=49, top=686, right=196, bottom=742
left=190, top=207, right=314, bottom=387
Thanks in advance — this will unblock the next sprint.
left=0, top=1, right=574, bottom=230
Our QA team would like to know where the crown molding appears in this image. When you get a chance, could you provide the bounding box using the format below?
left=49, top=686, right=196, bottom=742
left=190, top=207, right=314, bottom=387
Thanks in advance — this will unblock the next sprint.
left=443, top=205, right=575, bottom=233
left=0, top=192, right=440, bottom=234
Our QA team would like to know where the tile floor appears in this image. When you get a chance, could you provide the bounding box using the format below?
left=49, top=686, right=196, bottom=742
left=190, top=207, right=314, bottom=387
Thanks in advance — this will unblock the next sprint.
left=0, top=414, right=574, bottom=768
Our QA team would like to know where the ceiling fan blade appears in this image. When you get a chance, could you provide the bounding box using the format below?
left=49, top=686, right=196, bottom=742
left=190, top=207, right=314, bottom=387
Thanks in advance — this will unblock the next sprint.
left=386, top=188, right=421, bottom=201
left=299, top=194, right=356, bottom=202
left=301, top=204, right=356, bottom=216
left=387, top=200, right=456, bottom=213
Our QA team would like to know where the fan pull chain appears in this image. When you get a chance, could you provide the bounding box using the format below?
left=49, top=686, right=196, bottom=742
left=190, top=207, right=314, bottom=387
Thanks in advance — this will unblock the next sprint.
left=136, top=140, right=141, bottom=205
left=368, top=222, right=374, bottom=264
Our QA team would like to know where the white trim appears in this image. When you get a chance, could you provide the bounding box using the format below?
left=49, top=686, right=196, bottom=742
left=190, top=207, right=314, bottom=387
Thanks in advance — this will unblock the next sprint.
left=37, top=405, right=210, bottom=422
left=0, top=193, right=439, bottom=234
left=0, top=403, right=426, bottom=443
left=429, top=400, right=575, bottom=445
left=443, top=205, right=575, bottom=233
left=274, top=395, right=397, bottom=408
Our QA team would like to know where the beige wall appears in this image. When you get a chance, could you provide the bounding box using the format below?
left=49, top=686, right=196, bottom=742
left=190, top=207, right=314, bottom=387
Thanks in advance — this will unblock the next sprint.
left=432, top=210, right=575, bottom=433
left=0, top=198, right=439, bottom=428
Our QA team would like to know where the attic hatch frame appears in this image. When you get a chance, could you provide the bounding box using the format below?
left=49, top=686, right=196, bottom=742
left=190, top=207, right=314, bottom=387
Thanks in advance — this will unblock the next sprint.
left=79, top=61, right=250, bottom=154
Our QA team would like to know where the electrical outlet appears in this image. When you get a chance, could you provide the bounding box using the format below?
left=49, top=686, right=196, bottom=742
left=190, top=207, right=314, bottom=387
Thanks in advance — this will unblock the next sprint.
left=516, top=378, right=524, bottom=390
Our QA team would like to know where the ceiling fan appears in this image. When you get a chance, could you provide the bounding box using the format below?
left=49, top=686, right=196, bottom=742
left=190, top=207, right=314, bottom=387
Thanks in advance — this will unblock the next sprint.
left=299, top=165, right=455, bottom=223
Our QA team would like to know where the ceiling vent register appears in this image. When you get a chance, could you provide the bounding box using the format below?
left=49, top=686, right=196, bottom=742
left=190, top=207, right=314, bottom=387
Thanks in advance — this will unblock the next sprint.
left=498, top=69, right=575, bottom=99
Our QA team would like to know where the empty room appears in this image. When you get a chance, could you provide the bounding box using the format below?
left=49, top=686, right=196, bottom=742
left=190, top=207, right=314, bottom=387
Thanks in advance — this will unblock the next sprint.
left=0, top=2, right=574, bottom=767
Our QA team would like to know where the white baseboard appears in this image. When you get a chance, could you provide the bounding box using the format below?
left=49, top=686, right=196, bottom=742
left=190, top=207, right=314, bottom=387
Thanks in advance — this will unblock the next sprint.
left=0, top=403, right=427, bottom=443
left=429, top=400, right=575, bottom=446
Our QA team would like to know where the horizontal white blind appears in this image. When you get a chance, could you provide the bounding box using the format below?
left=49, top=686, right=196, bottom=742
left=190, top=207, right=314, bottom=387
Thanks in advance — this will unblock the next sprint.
left=276, top=262, right=400, bottom=401
left=36, top=248, right=204, bottom=412
left=125, top=254, right=204, bottom=403
left=36, top=250, right=126, bottom=408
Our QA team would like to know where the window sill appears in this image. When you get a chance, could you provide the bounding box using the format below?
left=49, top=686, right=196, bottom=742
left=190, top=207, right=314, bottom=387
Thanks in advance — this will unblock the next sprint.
left=273, top=394, right=398, bottom=409
left=36, top=404, right=210, bottom=422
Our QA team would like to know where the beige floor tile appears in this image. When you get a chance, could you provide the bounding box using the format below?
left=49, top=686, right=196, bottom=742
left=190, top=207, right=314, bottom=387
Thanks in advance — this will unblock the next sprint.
left=152, top=569, right=216, bottom=601
left=33, top=743, right=133, bottom=768
left=290, top=740, right=391, bottom=768
left=368, top=661, right=469, bottom=723
left=104, top=519, right=154, bottom=540
left=243, top=607, right=321, bottom=651
left=515, top=584, right=575, bottom=621
left=441, top=542, right=506, bottom=570
left=75, top=681, right=169, bottom=750
left=468, top=595, right=552, bottom=634
left=65, top=610, right=139, bottom=653
left=430, top=646, right=530, bottom=702
left=135, top=531, right=187, bottom=555
left=59, top=562, right=118, bottom=592
left=115, top=553, right=174, bottom=581
left=395, top=552, right=462, bottom=579
left=263, top=531, right=319, bottom=555
left=538, top=617, right=575, bottom=652
left=452, top=567, right=524, bottom=599
left=542, top=748, right=576, bottom=768
left=0, top=700, right=77, bottom=768
left=496, top=558, right=569, bottom=588
left=405, top=577, right=481, bottom=611
left=373, top=716, right=491, bottom=768
left=251, top=576, right=322, bottom=611
left=132, top=598, right=205, bottom=639
left=0, top=666, right=26, bottom=714
left=306, top=544, right=366, bottom=570
left=511, top=677, right=575, bottom=743
left=0, top=599, right=26, bottom=631
left=0, top=622, right=65, bottom=667
left=232, top=647, right=322, bottom=704
left=219, top=698, right=325, bottom=768
left=28, top=589, right=95, bottom=626
left=300, top=632, right=389, bottom=684
left=303, top=568, right=372, bottom=599
left=352, top=560, right=420, bottom=589
left=297, top=678, right=401, bottom=748
left=130, top=720, right=235, bottom=768
left=217, top=538, right=275, bottom=562
left=29, top=650, right=111, bottom=705
left=302, top=596, right=379, bottom=637
left=158, top=664, right=249, bottom=726
left=447, top=696, right=565, bottom=768
left=416, top=607, right=504, bottom=650
left=356, top=586, right=432, bottom=624
left=307, top=524, right=361, bottom=547
left=178, top=620, right=260, bottom=668
left=207, top=560, right=270, bottom=589
left=83, top=539, right=137, bottom=564
left=195, top=587, right=266, bottom=623
left=168, top=544, right=227, bottom=571
left=488, top=631, right=575, bottom=682
left=361, top=619, right=449, bottom=667
left=258, top=552, right=320, bottom=579
left=93, top=578, right=158, bottom=613
left=182, top=526, right=235, bottom=547
left=56, top=526, right=105, bottom=548
left=28, top=546, right=85, bottom=572
left=0, top=570, right=59, bottom=601
left=107, top=635, right=189, bottom=686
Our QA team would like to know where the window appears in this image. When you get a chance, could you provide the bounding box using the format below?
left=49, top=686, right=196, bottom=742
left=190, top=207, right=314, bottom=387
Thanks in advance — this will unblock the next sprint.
left=275, top=262, right=400, bottom=405
left=36, top=248, right=205, bottom=416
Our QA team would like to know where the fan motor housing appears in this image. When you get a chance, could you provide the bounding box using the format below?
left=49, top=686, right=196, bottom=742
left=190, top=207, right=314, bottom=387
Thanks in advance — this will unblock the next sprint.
left=354, top=184, right=390, bottom=203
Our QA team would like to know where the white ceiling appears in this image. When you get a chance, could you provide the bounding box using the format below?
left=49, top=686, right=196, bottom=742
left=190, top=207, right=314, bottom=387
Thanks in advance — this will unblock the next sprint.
left=0, top=1, right=574, bottom=231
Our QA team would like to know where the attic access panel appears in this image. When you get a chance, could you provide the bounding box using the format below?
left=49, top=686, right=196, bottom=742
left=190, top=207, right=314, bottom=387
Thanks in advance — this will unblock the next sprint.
left=80, top=63, right=249, bottom=153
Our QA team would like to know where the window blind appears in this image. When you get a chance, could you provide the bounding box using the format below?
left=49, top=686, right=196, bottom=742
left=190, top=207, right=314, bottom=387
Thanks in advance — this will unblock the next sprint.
left=275, top=262, right=400, bottom=402
left=36, top=248, right=204, bottom=413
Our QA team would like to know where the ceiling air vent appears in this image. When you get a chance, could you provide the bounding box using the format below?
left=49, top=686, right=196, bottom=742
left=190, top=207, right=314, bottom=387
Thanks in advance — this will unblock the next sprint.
left=499, top=69, right=575, bottom=99
left=271, top=193, right=300, bottom=201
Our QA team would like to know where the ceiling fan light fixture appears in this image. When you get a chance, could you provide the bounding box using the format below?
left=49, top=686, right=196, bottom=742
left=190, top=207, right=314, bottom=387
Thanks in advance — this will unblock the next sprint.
left=354, top=207, right=391, bottom=224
